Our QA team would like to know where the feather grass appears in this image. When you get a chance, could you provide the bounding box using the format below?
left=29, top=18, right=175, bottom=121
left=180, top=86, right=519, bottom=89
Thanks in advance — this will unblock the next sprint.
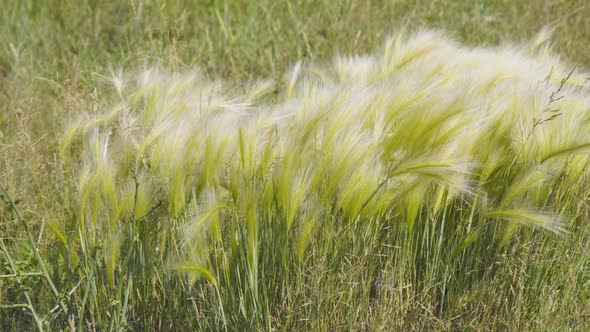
left=58, top=29, right=590, bottom=330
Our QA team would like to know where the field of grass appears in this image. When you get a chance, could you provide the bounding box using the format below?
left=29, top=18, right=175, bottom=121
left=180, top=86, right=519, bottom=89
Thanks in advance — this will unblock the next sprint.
left=2, top=1, right=590, bottom=331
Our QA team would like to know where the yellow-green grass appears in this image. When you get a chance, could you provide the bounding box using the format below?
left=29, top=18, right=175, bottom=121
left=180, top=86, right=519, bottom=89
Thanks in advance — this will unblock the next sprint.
left=2, top=1, right=590, bottom=331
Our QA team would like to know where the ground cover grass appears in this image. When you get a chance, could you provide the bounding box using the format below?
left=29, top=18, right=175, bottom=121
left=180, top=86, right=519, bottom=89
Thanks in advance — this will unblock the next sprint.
left=2, top=1, right=590, bottom=331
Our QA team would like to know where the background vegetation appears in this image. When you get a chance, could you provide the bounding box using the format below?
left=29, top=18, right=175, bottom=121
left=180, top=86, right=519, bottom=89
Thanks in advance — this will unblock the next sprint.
left=2, top=1, right=590, bottom=331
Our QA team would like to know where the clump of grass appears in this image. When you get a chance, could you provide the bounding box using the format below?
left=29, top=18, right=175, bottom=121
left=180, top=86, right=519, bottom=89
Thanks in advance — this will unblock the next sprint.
left=57, top=29, right=590, bottom=330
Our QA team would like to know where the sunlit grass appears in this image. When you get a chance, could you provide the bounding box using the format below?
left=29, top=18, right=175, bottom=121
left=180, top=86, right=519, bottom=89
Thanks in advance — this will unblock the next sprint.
left=58, top=29, right=590, bottom=330
left=2, top=1, right=590, bottom=331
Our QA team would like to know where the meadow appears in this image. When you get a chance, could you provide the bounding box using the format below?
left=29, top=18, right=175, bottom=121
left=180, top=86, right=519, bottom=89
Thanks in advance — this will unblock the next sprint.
left=2, top=1, right=590, bottom=331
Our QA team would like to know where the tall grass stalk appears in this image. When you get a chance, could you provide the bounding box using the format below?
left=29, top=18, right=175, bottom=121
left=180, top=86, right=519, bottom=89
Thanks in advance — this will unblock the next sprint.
left=1, top=181, right=76, bottom=330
